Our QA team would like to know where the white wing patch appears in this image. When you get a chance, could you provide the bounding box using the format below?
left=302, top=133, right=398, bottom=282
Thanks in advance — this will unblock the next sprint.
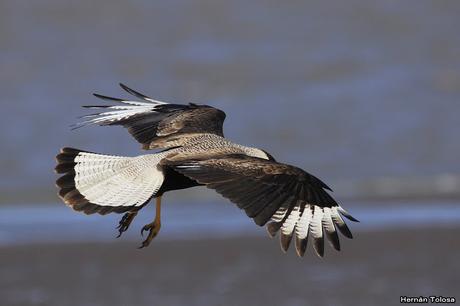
left=295, top=204, right=312, bottom=239
left=281, top=205, right=300, bottom=235
left=74, top=99, right=166, bottom=128
left=271, top=206, right=288, bottom=222
left=331, top=206, right=346, bottom=228
left=322, top=207, right=336, bottom=237
left=272, top=204, right=353, bottom=238
left=310, top=206, right=324, bottom=239
left=74, top=152, right=164, bottom=207
left=270, top=201, right=356, bottom=256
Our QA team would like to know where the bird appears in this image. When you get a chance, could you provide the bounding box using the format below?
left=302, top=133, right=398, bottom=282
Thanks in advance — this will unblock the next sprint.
left=55, top=83, right=358, bottom=257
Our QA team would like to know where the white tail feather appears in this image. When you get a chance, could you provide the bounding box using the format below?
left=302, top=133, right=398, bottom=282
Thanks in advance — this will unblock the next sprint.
left=74, top=152, right=164, bottom=207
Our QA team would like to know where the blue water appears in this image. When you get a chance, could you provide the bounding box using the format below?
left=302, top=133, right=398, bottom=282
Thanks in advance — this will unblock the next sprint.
left=1, top=0, right=460, bottom=196
left=0, top=201, right=459, bottom=246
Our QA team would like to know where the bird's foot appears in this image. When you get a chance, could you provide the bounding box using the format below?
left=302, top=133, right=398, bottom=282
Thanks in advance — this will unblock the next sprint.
left=116, top=211, right=137, bottom=238
left=139, top=219, right=161, bottom=249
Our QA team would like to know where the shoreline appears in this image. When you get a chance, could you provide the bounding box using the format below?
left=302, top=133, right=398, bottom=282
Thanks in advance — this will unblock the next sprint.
left=1, top=227, right=459, bottom=306
left=3, top=173, right=460, bottom=205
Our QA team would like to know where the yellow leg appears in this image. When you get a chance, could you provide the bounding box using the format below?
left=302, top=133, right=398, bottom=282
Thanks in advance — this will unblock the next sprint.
left=139, top=196, right=162, bottom=248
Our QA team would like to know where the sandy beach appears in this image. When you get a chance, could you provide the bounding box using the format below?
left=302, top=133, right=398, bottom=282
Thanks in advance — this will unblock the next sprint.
left=1, top=226, right=458, bottom=306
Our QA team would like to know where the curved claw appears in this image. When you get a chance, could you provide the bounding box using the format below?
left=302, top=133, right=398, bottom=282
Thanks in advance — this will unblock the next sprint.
left=138, top=238, right=151, bottom=249
left=116, top=212, right=137, bottom=238
left=116, top=223, right=127, bottom=238
left=138, top=236, right=150, bottom=249
left=137, top=222, right=160, bottom=249
left=140, top=225, right=150, bottom=237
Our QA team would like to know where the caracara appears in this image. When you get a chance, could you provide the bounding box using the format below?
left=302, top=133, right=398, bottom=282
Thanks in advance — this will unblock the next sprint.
left=55, top=84, right=358, bottom=257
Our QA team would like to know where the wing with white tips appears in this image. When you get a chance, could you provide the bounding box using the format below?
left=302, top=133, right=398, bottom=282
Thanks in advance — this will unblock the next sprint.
left=162, top=153, right=358, bottom=257
left=74, top=84, right=226, bottom=150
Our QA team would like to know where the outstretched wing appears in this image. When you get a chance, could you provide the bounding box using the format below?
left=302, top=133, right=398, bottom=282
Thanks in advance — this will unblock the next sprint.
left=74, top=83, right=226, bottom=149
left=162, top=154, right=358, bottom=257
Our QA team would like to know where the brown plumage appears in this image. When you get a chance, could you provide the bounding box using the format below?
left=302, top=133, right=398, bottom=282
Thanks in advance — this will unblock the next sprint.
left=56, top=83, right=358, bottom=256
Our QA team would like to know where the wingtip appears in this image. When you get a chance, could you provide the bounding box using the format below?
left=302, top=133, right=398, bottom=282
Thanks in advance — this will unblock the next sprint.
left=266, top=222, right=281, bottom=238
left=92, top=93, right=108, bottom=100
left=338, top=207, right=359, bottom=222
left=326, top=231, right=341, bottom=251
left=118, top=83, right=147, bottom=99
left=69, top=123, right=83, bottom=130
left=92, top=93, right=124, bottom=102
left=313, top=237, right=325, bottom=258
left=294, top=236, right=308, bottom=257
left=280, top=233, right=293, bottom=253
left=118, top=83, right=167, bottom=105
left=336, top=222, right=354, bottom=239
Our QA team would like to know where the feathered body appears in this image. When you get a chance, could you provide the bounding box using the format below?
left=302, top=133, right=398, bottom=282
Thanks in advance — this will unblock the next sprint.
left=55, top=84, right=358, bottom=257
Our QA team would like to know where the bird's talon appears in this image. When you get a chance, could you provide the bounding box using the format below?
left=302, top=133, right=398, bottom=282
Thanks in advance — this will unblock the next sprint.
left=116, top=212, right=137, bottom=238
left=141, top=224, right=153, bottom=236
left=137, top=221, right=160, bottom=249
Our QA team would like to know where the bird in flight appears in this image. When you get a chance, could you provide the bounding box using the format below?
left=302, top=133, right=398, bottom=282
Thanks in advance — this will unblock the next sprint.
left=55, top=84, right=358, bottom=257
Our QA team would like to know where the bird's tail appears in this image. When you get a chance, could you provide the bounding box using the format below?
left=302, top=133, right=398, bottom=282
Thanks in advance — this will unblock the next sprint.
left=55, top=147, right=164, bottom=215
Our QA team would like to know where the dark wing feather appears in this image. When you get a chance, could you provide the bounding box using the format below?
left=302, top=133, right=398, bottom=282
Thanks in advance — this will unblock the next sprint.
left=74, top=84, right=226, bottom=149
left=163, top=154, right=358, bottom=258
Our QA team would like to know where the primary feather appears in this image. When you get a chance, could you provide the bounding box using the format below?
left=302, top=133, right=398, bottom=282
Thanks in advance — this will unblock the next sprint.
left=55, top=84, right=358, bottom=258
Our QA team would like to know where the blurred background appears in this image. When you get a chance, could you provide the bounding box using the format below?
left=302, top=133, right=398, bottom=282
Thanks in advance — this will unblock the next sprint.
left=0, top=1, right=459, bottom=305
